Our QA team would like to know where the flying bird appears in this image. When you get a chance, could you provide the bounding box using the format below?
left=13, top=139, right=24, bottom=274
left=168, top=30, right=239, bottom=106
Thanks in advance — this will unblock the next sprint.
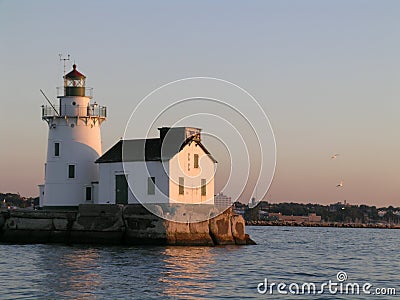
left=331, top=154, right=340, bottom=159
left=336, top=181, right=343, bottom=187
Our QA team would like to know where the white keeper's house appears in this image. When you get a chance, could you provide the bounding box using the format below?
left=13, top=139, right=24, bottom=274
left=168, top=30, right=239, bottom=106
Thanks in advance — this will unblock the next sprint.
left=96, top=127, right=216, bottom=205
left=39, top=64, right=216, bottom=207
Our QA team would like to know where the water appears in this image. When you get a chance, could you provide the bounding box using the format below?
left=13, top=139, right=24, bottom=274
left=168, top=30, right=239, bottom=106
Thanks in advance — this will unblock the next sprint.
left=0, top=226, right=398, bottom=299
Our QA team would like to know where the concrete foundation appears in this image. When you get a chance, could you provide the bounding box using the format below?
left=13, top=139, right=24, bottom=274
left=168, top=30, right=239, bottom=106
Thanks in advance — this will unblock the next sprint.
left=0, top=204, right=255, bottom=246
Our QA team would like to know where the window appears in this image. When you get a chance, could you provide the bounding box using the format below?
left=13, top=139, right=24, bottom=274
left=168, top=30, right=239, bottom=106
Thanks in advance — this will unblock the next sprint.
left=148, top=177, right=155, bottom=195
left=201, top=179, right=206, bottom=196
left=68, top=165, right=75, bottom=179
left=179, top=177, right=184, bottom=195
left=194, top=154, right=199, bottom=168
left=54, top=142, right=60, bottom=157
left=85, top=186, right=92, bottom=201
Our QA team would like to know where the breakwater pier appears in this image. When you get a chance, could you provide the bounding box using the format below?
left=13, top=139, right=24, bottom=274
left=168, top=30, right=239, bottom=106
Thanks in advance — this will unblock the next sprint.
left=0, top=204, right=255, bottom=245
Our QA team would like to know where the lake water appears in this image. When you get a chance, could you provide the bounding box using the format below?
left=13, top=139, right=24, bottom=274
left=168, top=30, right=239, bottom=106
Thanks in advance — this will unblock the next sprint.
left=0, top=226, right=398, bottom=299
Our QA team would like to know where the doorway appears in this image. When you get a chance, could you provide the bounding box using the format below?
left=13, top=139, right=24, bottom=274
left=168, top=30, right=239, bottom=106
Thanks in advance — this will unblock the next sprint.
left=115, top=174, right=128, bottom=204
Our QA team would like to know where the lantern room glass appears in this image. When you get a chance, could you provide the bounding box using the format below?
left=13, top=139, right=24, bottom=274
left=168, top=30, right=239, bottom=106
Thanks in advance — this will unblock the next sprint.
left=65, top=78, right=85, bottom=87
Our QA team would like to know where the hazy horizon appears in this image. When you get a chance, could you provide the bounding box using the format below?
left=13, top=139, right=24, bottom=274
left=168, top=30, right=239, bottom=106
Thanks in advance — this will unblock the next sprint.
left=1, top=1, right=399, bottom=207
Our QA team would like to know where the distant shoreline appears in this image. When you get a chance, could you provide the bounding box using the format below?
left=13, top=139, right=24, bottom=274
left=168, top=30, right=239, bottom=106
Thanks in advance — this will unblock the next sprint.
left=246, top=220, right=400, bottom=229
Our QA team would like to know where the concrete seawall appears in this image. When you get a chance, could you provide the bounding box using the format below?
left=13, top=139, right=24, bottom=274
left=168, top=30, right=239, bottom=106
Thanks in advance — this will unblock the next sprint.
left=0, top=204, right=255, bottom=246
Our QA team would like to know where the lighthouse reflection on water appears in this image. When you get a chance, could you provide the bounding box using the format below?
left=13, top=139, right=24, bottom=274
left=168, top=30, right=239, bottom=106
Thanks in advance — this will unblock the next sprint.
left=37, top=245, right=225, bottom=299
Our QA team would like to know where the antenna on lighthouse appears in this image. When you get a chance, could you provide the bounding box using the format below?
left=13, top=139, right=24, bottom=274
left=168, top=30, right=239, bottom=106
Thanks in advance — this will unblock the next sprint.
left=40, top=89, right=60, bottom=116
left=59, top=54, right=70, bottom=76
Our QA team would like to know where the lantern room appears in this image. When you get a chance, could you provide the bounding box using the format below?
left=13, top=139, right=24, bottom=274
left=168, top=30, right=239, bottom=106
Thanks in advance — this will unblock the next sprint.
left=64, top=64, right=86, bottom=97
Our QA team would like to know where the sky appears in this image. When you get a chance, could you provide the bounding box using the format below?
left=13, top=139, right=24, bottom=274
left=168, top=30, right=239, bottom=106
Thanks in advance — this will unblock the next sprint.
left=0, top=1, right=399, bottom=207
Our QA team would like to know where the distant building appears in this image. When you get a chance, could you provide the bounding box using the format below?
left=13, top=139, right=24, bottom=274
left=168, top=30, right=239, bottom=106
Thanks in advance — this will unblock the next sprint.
left=267, top=212, right=321, bottom=223
left=378, top=210, right=387, bottom=217
left=308, top=213, right=322, bottom=222
left=249, top=197, right=257, bottom=208
left=232, top=201, right=246, bottom=216
left=329, top=202, right=344, bottom=212
left=215, top=192, right=232, bottom=208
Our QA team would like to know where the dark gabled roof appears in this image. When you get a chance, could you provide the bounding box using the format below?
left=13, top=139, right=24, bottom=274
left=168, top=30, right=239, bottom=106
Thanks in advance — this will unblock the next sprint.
left=95, top=138, right=161, bottom=163
left=96, top=136, right=217, bottom=164
left=64, top=64, right=86, bottom=79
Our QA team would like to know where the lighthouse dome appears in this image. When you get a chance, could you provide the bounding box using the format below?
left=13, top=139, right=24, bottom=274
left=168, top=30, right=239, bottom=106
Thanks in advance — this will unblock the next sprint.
left=65, top=64, right=86, bottom=79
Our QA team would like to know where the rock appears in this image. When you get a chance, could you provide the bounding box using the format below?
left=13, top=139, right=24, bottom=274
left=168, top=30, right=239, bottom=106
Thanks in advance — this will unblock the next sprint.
left=209, top=211, right=235, bottom=245
left=72, top=216, right=125, bottom=231
left=230, top=214, right=246, bottom=245
left=73, top=204, right=125, bottom=231
left=123, top=206, right=167, bottom=244
left=188, top=221, right=214, bottom=246
left=165, top=220, right=214, bottom=246
left=245, top=234, right=257, bottom=245
left=53, top=218, right=69, bottom=231
left=4, top=218, right=17, bottom=230
left=123, top=204, right=151, bottom=215
left=78, top=204, right=122, bottom=217
left=165, top=220, right=188, bottom=245
left=7, top=217, right=53, bottom=231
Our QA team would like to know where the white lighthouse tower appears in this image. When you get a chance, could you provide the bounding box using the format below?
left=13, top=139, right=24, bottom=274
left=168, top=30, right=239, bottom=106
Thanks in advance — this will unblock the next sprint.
left=39, top=64, right=106, bottom=207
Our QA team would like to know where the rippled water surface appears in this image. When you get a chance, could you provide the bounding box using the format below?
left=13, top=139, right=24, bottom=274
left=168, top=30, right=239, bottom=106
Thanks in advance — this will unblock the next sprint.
left=0, top=226, right=398, bottom=299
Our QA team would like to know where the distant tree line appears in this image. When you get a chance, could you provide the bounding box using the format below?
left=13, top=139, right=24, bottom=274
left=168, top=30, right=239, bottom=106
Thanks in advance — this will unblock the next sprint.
left=2, top=192, right=399, bottom=225
left=233, top=201, right=400, bottom=224
left=0, top=193, right=39, bottom=208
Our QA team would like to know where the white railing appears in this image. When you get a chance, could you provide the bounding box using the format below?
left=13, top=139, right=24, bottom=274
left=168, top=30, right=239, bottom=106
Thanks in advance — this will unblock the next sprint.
left=42, top=104, right=107, bottom=118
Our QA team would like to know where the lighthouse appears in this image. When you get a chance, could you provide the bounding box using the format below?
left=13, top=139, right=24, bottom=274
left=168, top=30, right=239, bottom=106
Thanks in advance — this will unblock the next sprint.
left=39, top=64, right=106, bottom=207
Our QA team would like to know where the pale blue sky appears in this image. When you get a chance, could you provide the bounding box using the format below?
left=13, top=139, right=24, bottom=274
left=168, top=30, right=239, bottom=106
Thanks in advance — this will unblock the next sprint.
left=1, top=1, right=400, bottom=206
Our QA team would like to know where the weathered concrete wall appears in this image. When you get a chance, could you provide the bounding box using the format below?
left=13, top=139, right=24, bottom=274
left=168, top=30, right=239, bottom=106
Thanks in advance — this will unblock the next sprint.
left=0, top=205, right=255, bottom=246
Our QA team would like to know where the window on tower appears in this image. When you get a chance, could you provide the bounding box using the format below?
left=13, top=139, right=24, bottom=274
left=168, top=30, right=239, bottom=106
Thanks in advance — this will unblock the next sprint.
left=148, top=177, right=155, bottom=195
left=54, top=142, right=60, bottom=157
left=179, top=177, right=184, bottom=195
left=194, top=154, right=199, bottom=168
left=68, top=165, right=75, bottom=179
left=201, top=179, right=207, bottom=196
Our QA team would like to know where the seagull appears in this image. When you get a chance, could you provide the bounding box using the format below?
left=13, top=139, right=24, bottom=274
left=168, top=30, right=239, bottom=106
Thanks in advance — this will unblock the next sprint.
left=331, top=154, right=340, bottom=159
left=336, top=181, right=343, bottom=187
